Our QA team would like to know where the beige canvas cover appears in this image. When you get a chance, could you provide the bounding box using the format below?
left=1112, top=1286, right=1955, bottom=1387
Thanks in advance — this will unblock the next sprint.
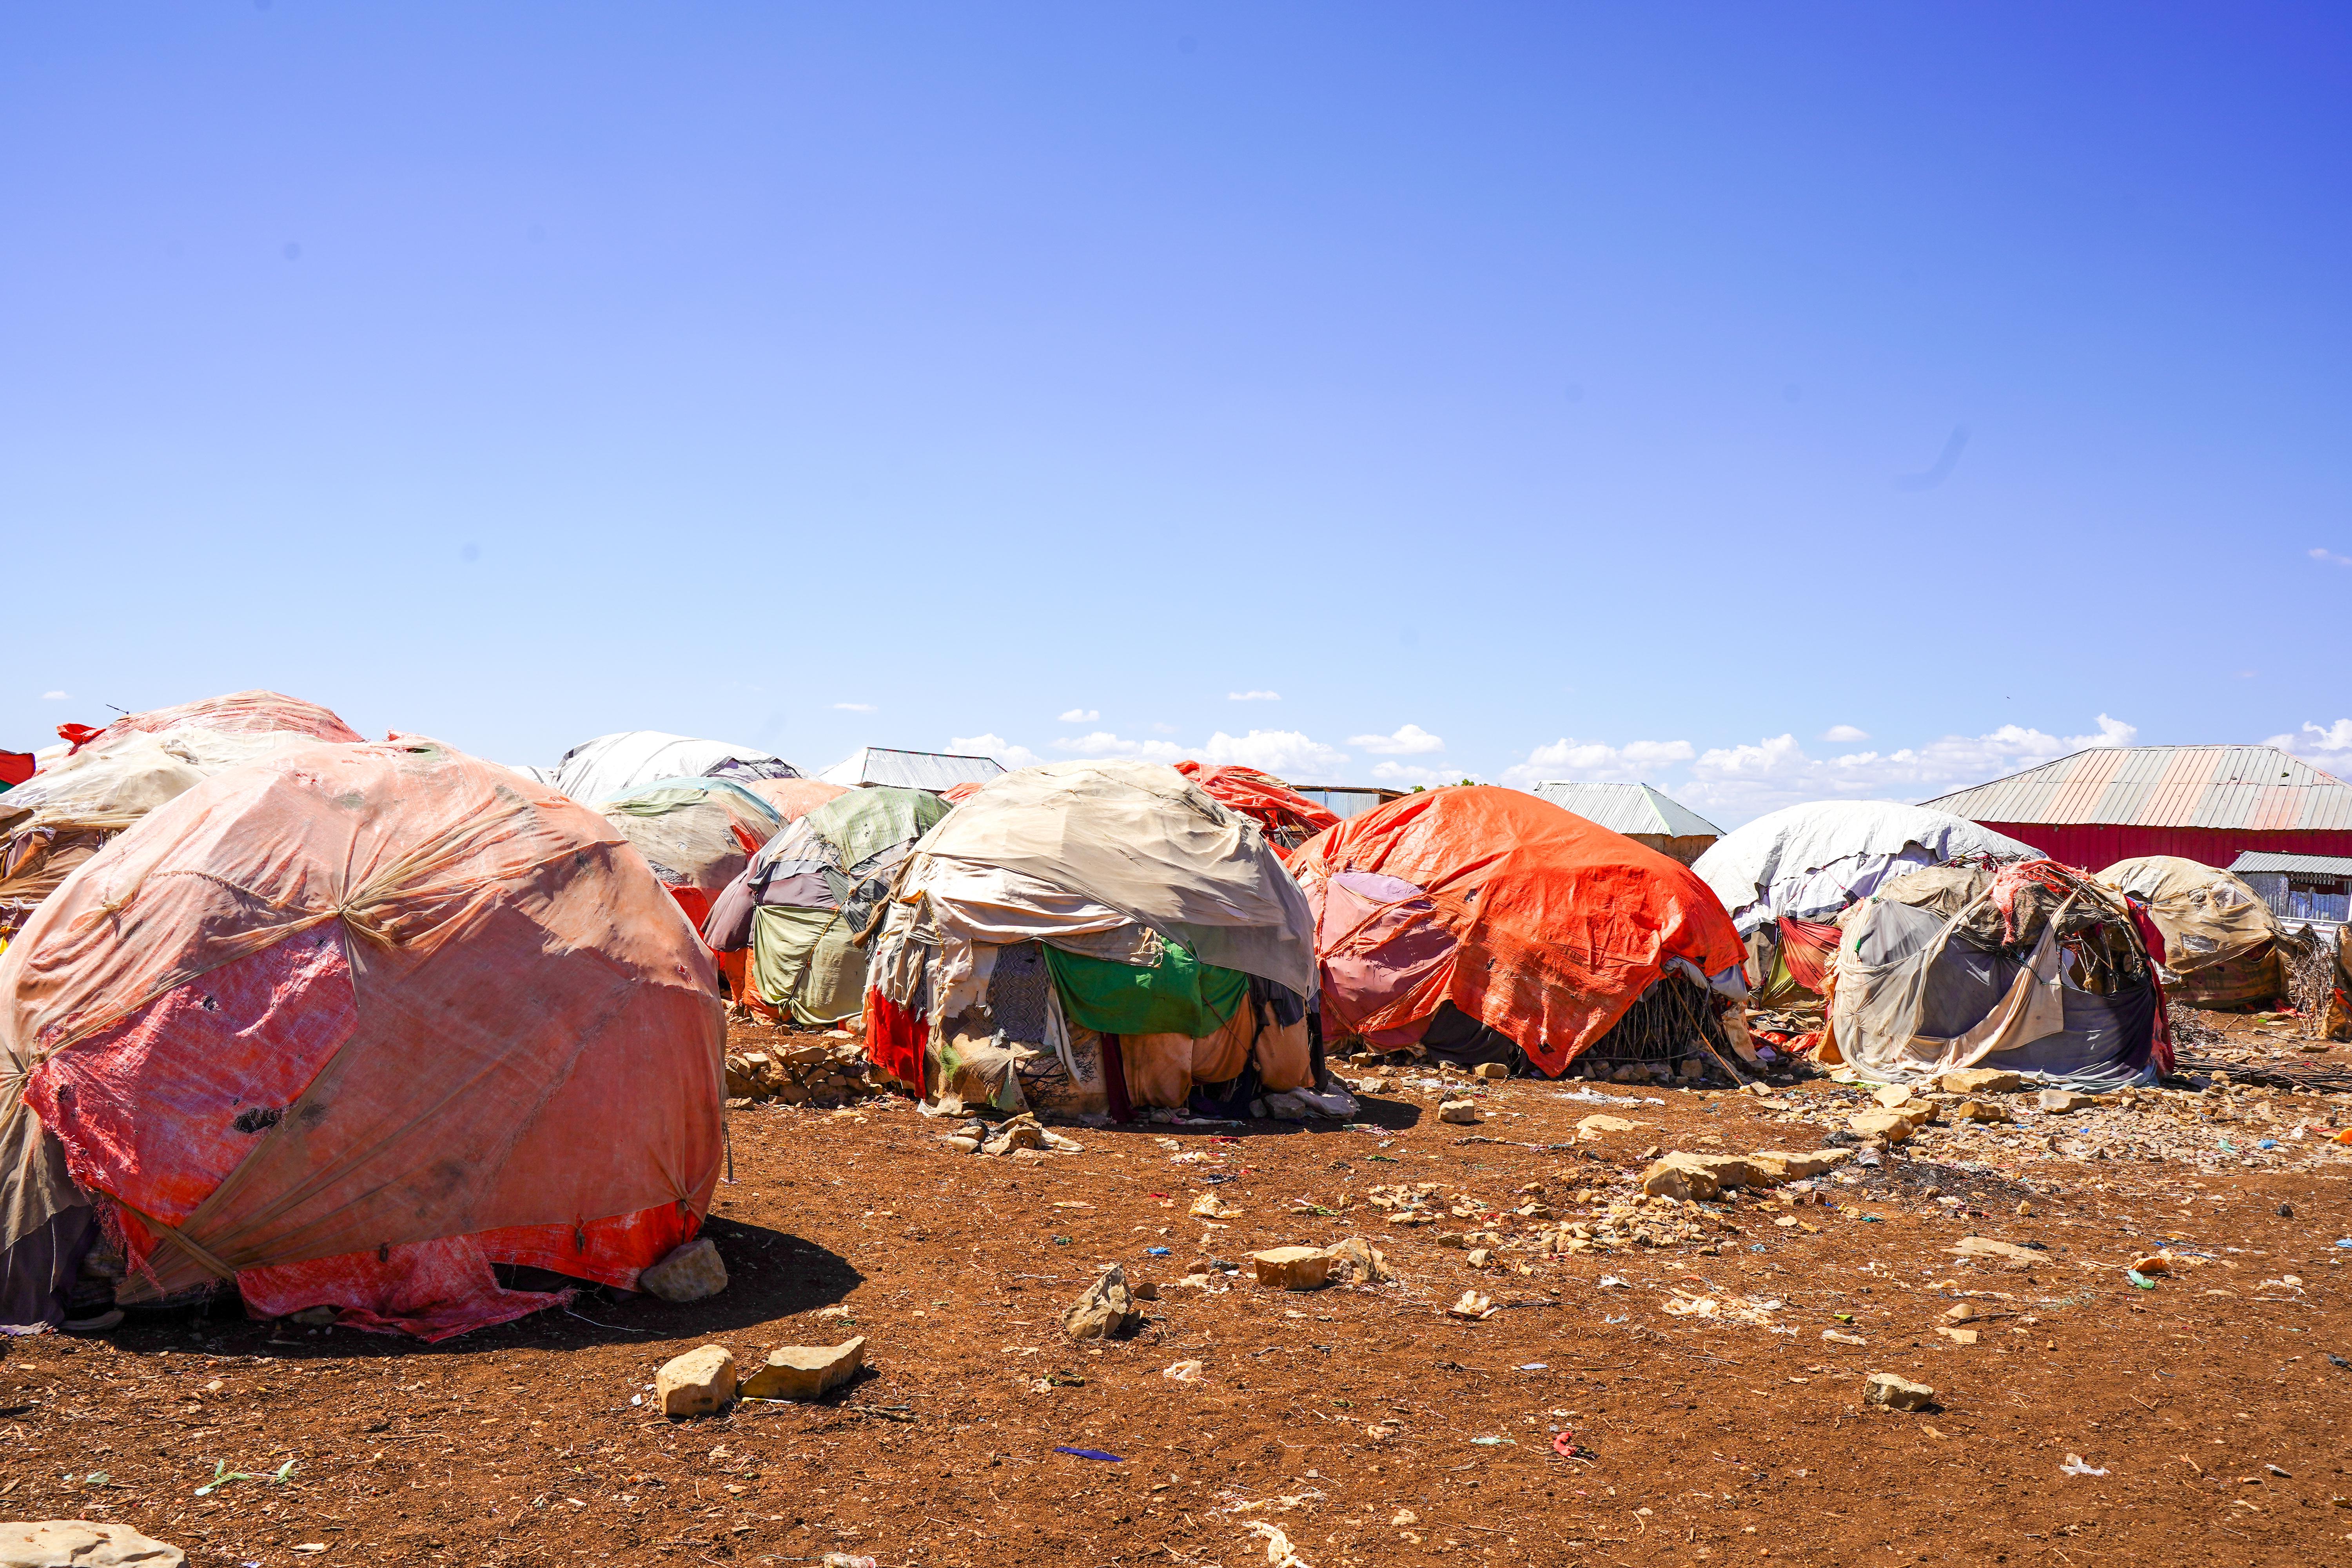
left=2099, top=856, right=2282, bottom=1006
left=907, top=760, right=1315, bottom=995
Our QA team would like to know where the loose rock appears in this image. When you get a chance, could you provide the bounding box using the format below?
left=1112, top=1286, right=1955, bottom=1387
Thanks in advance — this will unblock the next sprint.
left=1250, top=1246, right=1333, bottom=1291
left=641, top=1237, right=730, bottom=1304
left=2036, top=1089, right=2097, bottom=1114
left=1438, top=1099, right=1481, bottom=1125
left=0, top=1523, right=184, bottom=1568
left=740, top=1338, right=865, bottom=1401
left=1063, top=1265, right=1143, bottom=1339
left=1864, top=1372, right=1937, bottom=1410
left=1940, top=1068, right=2023, bottom=1095
left=1323, top=1237, right=1394, bottom=1285
left=655, top=1344, right=738, bottom=1418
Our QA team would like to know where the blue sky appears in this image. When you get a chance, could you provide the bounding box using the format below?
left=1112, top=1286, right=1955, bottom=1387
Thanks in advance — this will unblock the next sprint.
left=6, top=4, right=2349, bottom=824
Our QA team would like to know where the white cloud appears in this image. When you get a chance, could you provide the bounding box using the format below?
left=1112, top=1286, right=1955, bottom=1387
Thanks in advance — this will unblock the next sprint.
left=1372, top=760, right=1466, bottom=784
left=1501, top=737, right=1695, bottom=788
left=1052, top=730, right=1186, bottom=762
left=833, top=701, right=877, bottom=713
left=2267, top=720, right=2352, bottom=777
left=1198, top=729, right=1349, bottom=779
left=1350, top=723, right=1445, bottom=756
left=1227, top=690, right=1281, bottom=702
left=1672, top=714, right=2140, bottom=824
left=2312, top=547, right=2352, bottom=567
left=40, top=690, right=69, bottom=701
left=1058, top=708, right=1099, bottom=723
left=948, top=732, right=1043, bottom=769
left=1820, top=724, right=1869, bottom=743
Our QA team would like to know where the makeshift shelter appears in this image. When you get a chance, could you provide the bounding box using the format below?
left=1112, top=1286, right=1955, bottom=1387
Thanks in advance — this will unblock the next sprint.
left=818, top=747, right=1005, bottom=792
left=2, top=693, right=364, bottom=947
left=1827, top=859, right=2168, bottom=1089
left=1290, top=787, right=1748, bottom=1080
left=743, top=777, right=852, bottom=821
left=1172, top=762, right=1339, bottom=858
left=1693, top=801, right=2037, bottom=1018
left=0, top=737, right=724, bottom=1337
left=593, top=777, right=781, bottom=1005
left=1527, top=782, right=1722, bottom=865
left=2098, top=856, right=2284, bottom=1009
left=862, top=760, right=1325, bottom=1118
left=546, top=731, right=798, bottom=805
left=704, top=786, right=949, bottom=1026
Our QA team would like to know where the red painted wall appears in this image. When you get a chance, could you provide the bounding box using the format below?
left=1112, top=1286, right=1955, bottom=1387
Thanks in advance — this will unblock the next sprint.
left=1977, top=822, right=2352, bottom=872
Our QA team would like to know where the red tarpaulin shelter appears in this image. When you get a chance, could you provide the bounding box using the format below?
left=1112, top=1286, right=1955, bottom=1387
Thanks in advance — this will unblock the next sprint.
left=1289, top=787, right=1744, bottom=1076
left=1172, top=762, right=1339, bottom=858
left=0, top=737, right=724, bottom=1339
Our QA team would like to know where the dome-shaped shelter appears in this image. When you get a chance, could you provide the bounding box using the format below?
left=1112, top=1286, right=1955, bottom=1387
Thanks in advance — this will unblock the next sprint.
left=2099, top=855, right=2284, bottom=1009
left=0, top=738, right=724, bottom=1338
left=1693, top=801, right=2036, bottom=1019
left=2, top=691, right=363, bottom=945
left=706, top=786, right=950, bottom=1026
left=545, top=730, right=799, bottom=806
left=1291, top=787, right=1748, bottom=1080
left=1172, top=762, right=1339, bottom=859
left=864, top=761, right=1322, bottom=1117
left=1829, top=858, right=2168, bottom=1089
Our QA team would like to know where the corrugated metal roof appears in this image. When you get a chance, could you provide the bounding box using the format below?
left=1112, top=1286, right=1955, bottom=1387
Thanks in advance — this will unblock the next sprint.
left=1921, top=746, right=2352, bottom=831
left=1528, top=781, right=1724, bottom=840
left=817, top=747, right=1007, bottom=791
left=2229, top=850, right=2352, bottom=877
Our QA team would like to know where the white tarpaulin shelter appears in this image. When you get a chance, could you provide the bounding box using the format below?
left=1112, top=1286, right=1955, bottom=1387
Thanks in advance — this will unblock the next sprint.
left=1694, top=800, right=2038, bottom=937
left=544, top=731, right=799, bottom=806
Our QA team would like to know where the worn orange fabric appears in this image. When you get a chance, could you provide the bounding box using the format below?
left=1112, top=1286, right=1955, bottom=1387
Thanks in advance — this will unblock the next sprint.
left=1172, top=762, right=1339, bottom=857
left=3, top=737, right=724, bottom=1339
left=744, top=778, right=852, bottom=820
left=1291, top=787, right=1743, bottom=1075
left=76, top=690, right=360, bottom=751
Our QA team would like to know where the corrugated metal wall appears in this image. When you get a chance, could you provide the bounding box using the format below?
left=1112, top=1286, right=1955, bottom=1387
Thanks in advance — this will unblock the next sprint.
left=1976, top=821, right=2352, bottom=871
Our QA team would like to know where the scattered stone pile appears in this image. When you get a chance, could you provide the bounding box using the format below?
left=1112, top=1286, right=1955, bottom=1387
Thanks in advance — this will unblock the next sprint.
left=725, top=1031, right=879, bottom=1108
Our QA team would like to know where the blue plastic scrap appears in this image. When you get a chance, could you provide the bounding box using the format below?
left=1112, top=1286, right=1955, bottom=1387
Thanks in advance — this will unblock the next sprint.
left=1054, top=1446, right=1123, bottom=1462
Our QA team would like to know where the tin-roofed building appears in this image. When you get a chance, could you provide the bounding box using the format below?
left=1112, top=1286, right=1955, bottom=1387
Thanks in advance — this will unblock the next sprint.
left=817, top=746, right=1007, bottom=793
left=2227, top=850, right=2352, bottom=924
left=1920, top=745, right=2352, bottom=870
left=1526, top=781, right=1725, bottom=865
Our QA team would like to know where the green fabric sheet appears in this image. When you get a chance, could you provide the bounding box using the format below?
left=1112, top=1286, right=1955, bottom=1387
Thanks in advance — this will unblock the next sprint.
left=805, top=786, right=950, bottom=871
left=751, top=904, right=869, bottom=1025
left=1045, top=939, right=1249, bottom=1039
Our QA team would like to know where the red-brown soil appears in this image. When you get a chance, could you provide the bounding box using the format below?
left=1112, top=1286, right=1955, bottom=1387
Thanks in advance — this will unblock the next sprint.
left=5, top=1022, right=2349, bottom=1566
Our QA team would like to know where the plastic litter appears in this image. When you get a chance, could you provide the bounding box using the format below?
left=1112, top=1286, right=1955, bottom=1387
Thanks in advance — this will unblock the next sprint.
left=2126, top=1270, right=2158, bottom=1290
left=2060, top=1454, right=2108, bottom=1477
left=1054, top=1446, right=1123, bottom=1462
left=196, top=1459, right=295, bottom=1496
left=1145, top=1246, right=1171, bottom=1256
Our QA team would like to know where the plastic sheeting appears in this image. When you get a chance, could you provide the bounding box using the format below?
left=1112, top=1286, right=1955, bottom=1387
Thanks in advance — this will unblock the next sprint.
left=748, top=906, right=865, bottom=1024
left=2099, top=856, right=2283, bottom=1007
left=1693, top=801, right=2039, bottom=936
left=1044, top=940, right=1249, bottom=1039
left=1171, top=762, right=1339, bottom=858
left=594, top=777, right=781, bottom=898
left=0, top=737, right=724, bottom=1338
left=547, top=731, right=799, bottom=806
left=866, top=762, right=1317, bottom=1111
left=911, top=760, right=1315, bottom=996
left=743, top=778, right=851, bottom=821
left=2, top=726, right=345, bottom=944
left=1290, top=787, right=1744, bottom=1076
left=64, top=690, right=361, bottom=754
left=1829, top=860, right=2163, bottom=1089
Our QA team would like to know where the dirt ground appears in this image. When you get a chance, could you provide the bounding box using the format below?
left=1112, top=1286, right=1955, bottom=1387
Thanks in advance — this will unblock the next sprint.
left=7, top=1015, right=2351, bottom=1567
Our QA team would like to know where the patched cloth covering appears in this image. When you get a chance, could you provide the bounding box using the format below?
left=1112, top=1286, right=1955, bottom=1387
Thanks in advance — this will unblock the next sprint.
left=0, top=737, right=724, bottom=1339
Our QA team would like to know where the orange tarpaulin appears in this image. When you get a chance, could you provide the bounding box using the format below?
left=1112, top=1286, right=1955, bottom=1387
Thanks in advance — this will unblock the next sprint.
left=1290, top=787, right=1743, bottom=1076
left=1, top=736, right=724, bottom=1339
left=744, top=777, right=853, bottom=820
left=69, top=690, right=361, bottom=755
left=1172, top=762, right=1338, bottom=858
